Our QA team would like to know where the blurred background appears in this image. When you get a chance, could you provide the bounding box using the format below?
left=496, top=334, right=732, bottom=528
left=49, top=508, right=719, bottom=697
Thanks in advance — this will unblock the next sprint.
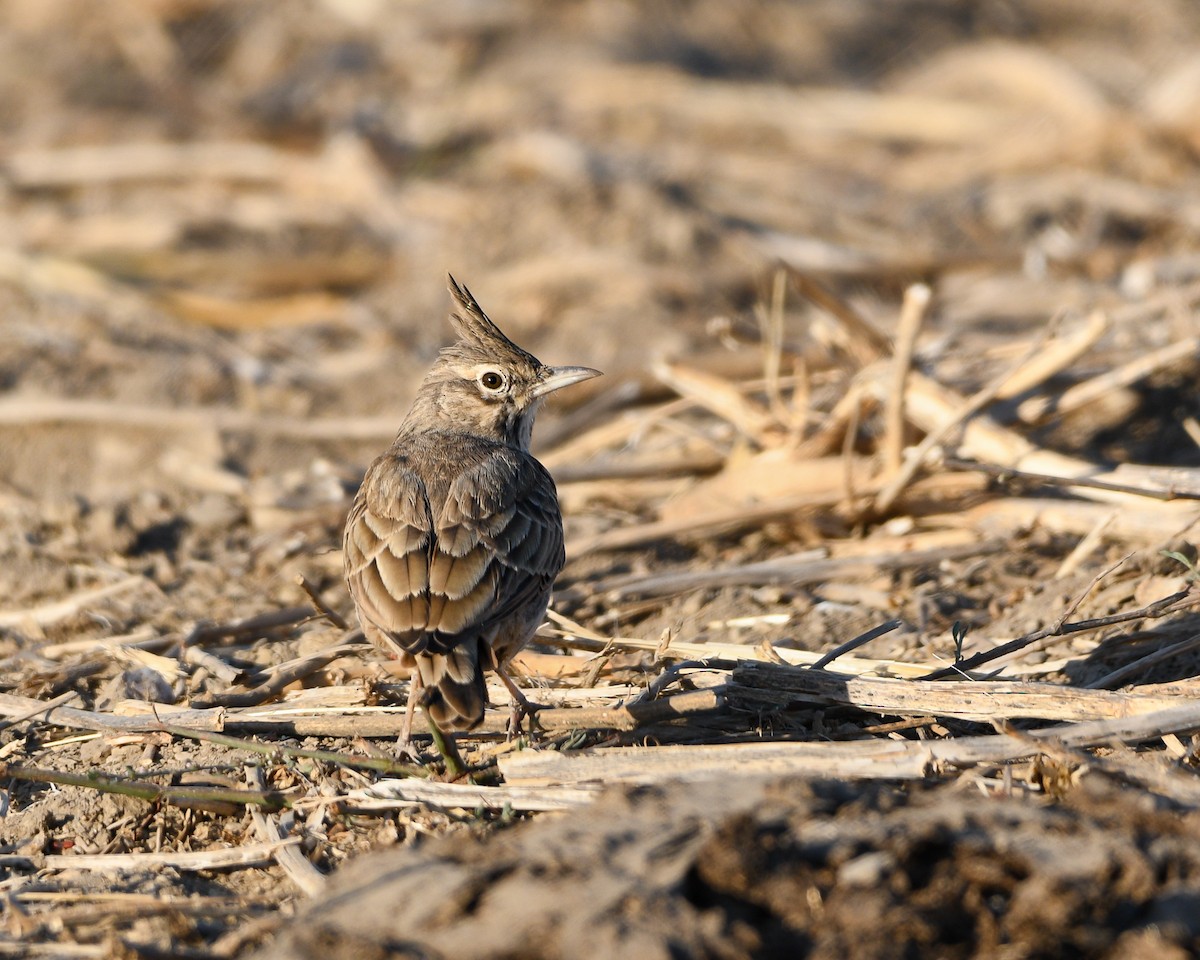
left=2, top=0, right=1200, bottom=628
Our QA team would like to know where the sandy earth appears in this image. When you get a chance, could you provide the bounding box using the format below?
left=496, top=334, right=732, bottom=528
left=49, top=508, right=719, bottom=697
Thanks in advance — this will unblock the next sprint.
left=258, top=776, right=1200, bottom=960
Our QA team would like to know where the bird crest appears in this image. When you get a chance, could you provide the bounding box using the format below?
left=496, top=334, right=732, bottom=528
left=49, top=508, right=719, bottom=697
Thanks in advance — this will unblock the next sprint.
left=446, top=275, right=533, bottom=363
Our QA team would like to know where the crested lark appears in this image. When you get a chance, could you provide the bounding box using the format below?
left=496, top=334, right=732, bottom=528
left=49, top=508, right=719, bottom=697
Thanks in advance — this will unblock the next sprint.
left=343, top=276, right=601, bottom=745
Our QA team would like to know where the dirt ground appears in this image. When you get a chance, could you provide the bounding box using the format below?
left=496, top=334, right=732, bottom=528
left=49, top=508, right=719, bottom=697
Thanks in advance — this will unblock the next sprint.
left=257, top=776, right=1200, bottom=960
left=3, top=1, right=1200, bottom=957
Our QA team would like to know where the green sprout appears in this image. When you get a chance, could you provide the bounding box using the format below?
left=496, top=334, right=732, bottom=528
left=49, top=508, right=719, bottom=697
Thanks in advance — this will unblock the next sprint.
left=951, top=621, right=969, bottom=665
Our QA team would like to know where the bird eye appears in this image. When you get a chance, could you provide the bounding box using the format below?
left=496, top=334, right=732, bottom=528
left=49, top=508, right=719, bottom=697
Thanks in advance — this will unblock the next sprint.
left=479, top=371, right=504, bottom=390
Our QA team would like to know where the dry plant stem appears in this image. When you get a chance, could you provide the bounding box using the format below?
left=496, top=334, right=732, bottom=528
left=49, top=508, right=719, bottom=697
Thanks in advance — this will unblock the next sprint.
left=0, top=763, right=291, bottom=814
left=517, top=688, right=722, bottom=732
left=37, top=659, right=109, bottom=695
left=812, top=619, right=904, bottom=670
left=295, top=574, right=347, bottom=629
left=545, top=616, right=937, bottom=678
left=208, top=912, right=286, bottom=960
left=499, top=700, right=1200, bottom=786
left=1017, top=335, right=1200, bottom=423
left=793, top=380, right=875, bottom=460
left=0, top=690, right=79, bottom=732
left=1085, top=631, right=1200, bottom=690
left=957, top=497, right=1200, bottom=544
left=992, top=720, right=1200, bottom=806
left=1052, top=553, right=1132, bottom=631
left=19, top=899, right=281, bottom=960
left=236, top=689, right=723, bottom=737
left=338, top=778, right=601, bottom=813
left=0, top=396, right=399, bottom=443
left=841, top=388, right=862, bottom=506
left=9, top=890, right=269, bottom=912
left=162, top=725, right=427, bottom=778
left=789, top=357, right=812, bottom=443
left=1055, top=510, right=1117, bottom=579
left=184, top=645, right=243, bottom=683
left=625, top=660, right=710, bottom=706
left=190, top=642, right=362, bottom=708
left=540, top=402, right=688, bottom=472
left=1184, top=417, right=1200, bottom=451
left=33, top=841, right=301, bottom=874
left=874, top=325, right=1052, bottom=514
left=0, top=576, right=150, bottom=629
left=542, top=367, right=814, bottom=473
left=759, top=267, right=788, bottom=424
left=787, top=270, right=891, bottom=362
left=733, top=662, right=1191, bottom=722
left=0, top=693, right=424, bottom=776
left=596, top=539, right=1001, bottom=600
left=569, top=490, right=847, bottom=556
left=30, top=626, right=160, bottom=661
left=922, top=588, right=1196, bottom=680
left=653, top=361, right=775, bottom=442
left=0, top=944, right=103, bottom=959
left=0, top=688, right=719, bottom=740
left=883, top=283, right=930, bottom=474
left=0, top=691, right=224, bottom=733
left=904, top=377, right=1200, bottom=510
left=246, top=766, right=326, bottom=897
left=993, top=311, right=1108, bottom=401
left=943, top=457, right=1200, bottom=501
left=544, top=609, right=609, bottom=642
left=188, top=606, right=314, bottom=644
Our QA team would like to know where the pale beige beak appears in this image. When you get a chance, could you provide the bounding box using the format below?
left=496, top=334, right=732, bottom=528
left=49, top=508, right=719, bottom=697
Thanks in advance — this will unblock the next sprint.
left=533, top=365, right=602, bottom=398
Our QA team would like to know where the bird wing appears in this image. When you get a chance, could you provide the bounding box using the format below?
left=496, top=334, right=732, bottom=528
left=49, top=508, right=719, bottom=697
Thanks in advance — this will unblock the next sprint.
left=343, top=446, right=563, bottom=657
left=342, top=455, right=436, bottom=648
left=434, top=449, right=564, bottom=645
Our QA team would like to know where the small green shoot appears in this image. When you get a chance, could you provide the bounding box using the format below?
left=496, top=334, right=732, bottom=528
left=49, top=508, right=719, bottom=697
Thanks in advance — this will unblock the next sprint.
left=951, top=621, right=969, bottom=665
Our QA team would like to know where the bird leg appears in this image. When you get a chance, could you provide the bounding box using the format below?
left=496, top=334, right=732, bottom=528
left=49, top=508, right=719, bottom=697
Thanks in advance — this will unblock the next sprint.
left=395, top=669, right=424, bottom=762
left=495, top=663, right=549, bottom=740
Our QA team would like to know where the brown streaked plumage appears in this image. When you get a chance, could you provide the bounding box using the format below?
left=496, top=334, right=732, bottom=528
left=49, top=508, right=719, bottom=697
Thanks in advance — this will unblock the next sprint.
left=343, top=276, right=600, bottom=741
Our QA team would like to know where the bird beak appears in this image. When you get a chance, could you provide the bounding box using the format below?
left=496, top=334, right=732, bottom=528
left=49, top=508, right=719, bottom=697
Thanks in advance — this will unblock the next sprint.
left=533, top=365, right=602, bottom=398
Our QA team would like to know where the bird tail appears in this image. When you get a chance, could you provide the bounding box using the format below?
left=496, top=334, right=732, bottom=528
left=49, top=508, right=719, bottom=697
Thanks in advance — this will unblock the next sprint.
left=416, top=645, right=487, bottom=731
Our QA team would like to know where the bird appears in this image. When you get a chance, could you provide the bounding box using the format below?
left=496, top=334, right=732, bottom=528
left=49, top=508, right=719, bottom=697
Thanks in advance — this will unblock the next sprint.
left=342, top=275, right=601, bottom=748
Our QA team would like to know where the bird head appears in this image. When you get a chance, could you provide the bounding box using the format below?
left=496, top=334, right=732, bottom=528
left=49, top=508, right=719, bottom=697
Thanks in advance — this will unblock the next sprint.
left=404, top=276, right=601, bottom=448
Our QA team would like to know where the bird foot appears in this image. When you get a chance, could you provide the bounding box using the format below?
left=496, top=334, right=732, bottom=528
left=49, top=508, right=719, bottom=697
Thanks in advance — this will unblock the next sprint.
left=494, top=663, right=551, bottom=741
left=392, top=736, right=425, bottom=765
left=506, top=696, right=551, bottom=742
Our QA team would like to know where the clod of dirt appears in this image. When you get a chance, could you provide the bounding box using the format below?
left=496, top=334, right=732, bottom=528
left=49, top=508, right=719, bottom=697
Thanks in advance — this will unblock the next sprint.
left=256, top=776, right=1200, bottom=960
